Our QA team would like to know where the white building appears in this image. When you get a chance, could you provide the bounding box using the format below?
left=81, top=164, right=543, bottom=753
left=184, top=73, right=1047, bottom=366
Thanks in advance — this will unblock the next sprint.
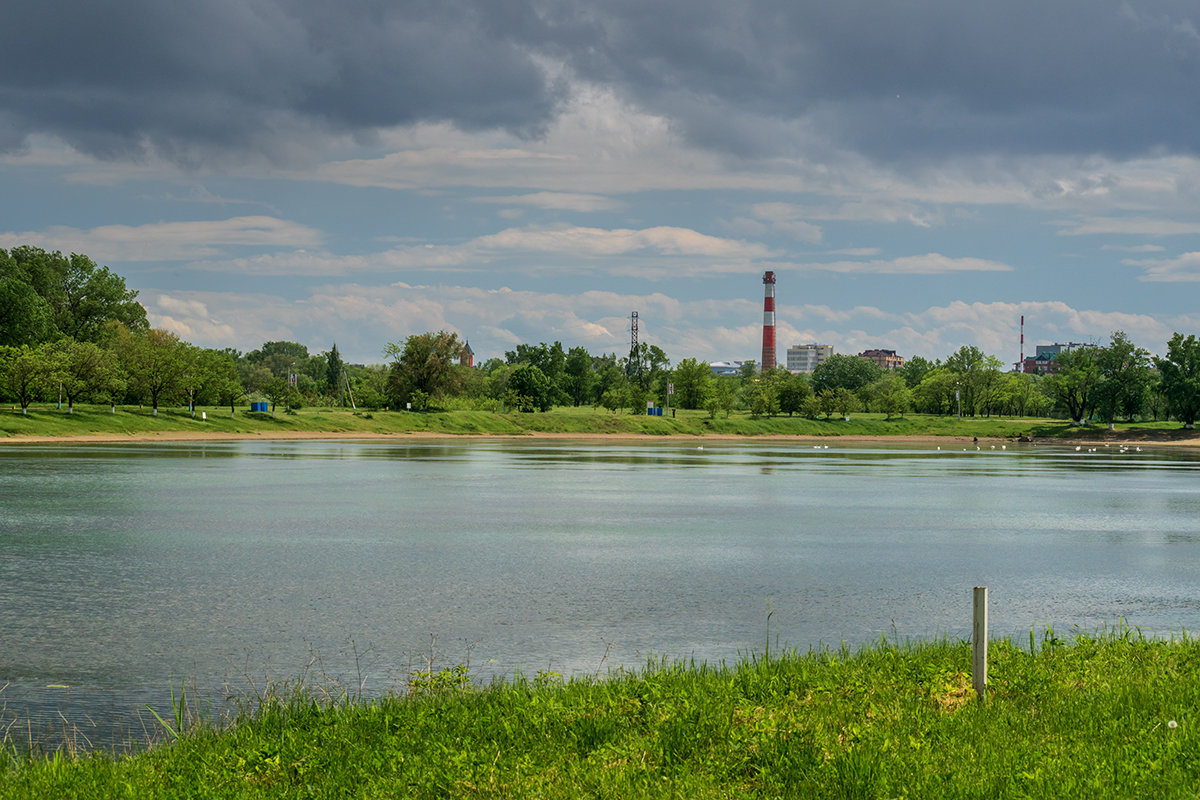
left=709, top=360, right=744, bottom=376
left=786, top=344, right=833, bottom=373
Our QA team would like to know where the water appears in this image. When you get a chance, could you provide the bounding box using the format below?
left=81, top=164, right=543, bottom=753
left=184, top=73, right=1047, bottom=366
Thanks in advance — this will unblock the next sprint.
left=2, top=438, right=1199, bottom=750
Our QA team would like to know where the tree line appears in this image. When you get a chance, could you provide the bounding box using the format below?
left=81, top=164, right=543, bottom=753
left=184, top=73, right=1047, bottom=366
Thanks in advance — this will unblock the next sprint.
left=379, top=329, right=1200, bottom=428
left=3, top=246, right=1199, bottom=426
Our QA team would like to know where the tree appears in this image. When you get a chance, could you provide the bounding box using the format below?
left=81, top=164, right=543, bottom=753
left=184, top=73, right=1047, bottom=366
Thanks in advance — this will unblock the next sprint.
left=592, top=356, right=626, bottom=406
left=561, top=346, right=596, bottom=406
left=995, top=372, right=1050, bottom=417
left=900, top=355, right=935, bottom=388
left=599, top=385, right=624, bottom=414
left=912, top=368, right=958, bottom=415
left=0, top=277, right=55, bottom=346
left=670, top=358, right=714, bottom=410
left=1048, top=347, right=1100, bottom=425
left=623, top=342, right=670, bottom=389
left=1156, top=333, right=1200, bottom=428
left=56, top=253, right=149, bottom=341
left=943, top=345, right=1004, bottom=417
left=708, top=377, right=737, bottom=419
left=816, top=389, right=837, bottom=419
left=205, top=350, right=244, bottom=416
left=506, top=342, right=570, bottom=405
left=48, top=338, right=123, bottom=413
left=263, top=376, right=298, bottom=416
left=776, top=372, right=812, bottom=416
left=0, top=343, right=55, bottom=413
left=117, top=328, right=190, bottom=415
left=1094, top=331, right=1152, bottom=426
left=326, top=343, right=345, bottom=401
left=811, top=354, right=881, bottom=396
left=748, top=381, right=779, bottom=417
left=385, top=331, right=466, bottom=407
left=1, top=247, right=148, bottom=344
left=506, top=363, right=553, bottom=411
left=868, top=372, right=911, bottom=420
left=832, top=387, right=859, bottom=418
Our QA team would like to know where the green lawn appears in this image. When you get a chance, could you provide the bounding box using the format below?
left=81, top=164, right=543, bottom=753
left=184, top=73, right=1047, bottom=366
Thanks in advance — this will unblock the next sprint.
left=1, top=403, right=1196, bottom=443
left=4, top=633, right=1199, bottom=798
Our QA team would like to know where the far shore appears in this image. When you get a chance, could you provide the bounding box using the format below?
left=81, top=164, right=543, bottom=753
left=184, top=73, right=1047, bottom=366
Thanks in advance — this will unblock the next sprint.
left=4, top=428, right=1199, bottom=448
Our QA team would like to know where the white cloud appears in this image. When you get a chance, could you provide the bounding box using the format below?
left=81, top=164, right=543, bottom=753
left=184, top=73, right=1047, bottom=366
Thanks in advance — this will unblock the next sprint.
left=774, top=253, right=1012, bottom=275
left=0, top=216, right=322, bottom=262
left=753, top=199, right=941, bottom=230
left=1101, top=243, right=1165, bottom=252
left=472, top=192, right=619, bottom=212
left=1057, top=217, right=1200, bottom=237
left=142, top=276, right=1184, bottom=371
left=1124, top=251, right=1200, bottom=282
left=177, top=224, right=772, bottom=279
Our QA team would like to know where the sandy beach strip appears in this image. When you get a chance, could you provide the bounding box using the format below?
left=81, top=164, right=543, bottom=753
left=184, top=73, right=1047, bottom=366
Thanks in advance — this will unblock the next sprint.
left=2, top=429, right=1198, bottom=447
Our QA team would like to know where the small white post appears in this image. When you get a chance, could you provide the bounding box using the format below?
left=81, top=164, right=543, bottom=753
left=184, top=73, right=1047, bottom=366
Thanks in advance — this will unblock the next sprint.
left=973, top=586, right=988, bottom=700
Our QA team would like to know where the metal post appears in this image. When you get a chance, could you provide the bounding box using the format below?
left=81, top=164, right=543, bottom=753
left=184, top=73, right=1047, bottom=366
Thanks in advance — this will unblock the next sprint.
left=973, top=586, right=988, bottom=700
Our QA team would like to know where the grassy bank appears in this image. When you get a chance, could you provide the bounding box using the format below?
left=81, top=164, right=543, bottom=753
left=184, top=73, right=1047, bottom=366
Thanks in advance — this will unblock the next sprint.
left=3, top=633, right=1199, bottom=798
left=2, top=403, right=1197, bottom=443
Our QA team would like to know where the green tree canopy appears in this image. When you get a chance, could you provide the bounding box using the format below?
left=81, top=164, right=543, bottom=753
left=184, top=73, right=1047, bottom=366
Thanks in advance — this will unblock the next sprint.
left=506, top=363, right=553, bottom=411
left=0, top=343, right=56, bottom=413
left=385, top=330, right=466, bottom=407
left=1048, top=347, right=1100, bottom=424
left=811, top=354, right=881, bottom=395
left=1156, top=333, right=1200, bottom=428
left=867, top=372, right=911, bottom=419
left=561, top=346, right=596, bottom=406
left=47, top=338, right=124, bottom=412
left=326, top=343, right=345, bottom=399
left=670, top=358, right=714, bottom=410
left=0, top=276, right=55, bottom=346
left=776, top=371, right=812, bottom=416
left=900, top=355, right=935, bottom=388
left=1, top=246, right=147, bottom=344
left=117, top=328, right=190, bottom=414
left=1089, top=331, right=1152, bottom=425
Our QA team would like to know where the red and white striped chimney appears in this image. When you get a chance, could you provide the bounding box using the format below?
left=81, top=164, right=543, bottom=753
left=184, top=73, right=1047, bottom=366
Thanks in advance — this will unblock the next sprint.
left=761, top=271, right=776, bottom=370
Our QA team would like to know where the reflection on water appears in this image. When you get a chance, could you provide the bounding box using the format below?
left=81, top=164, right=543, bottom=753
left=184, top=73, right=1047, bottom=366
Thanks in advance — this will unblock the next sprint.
left=1, top=439, right=1199, bottom=750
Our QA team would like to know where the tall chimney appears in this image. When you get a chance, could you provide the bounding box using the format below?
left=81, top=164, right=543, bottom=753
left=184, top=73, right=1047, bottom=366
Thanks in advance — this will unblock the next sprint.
left=761, top=271, right=776, bottom=370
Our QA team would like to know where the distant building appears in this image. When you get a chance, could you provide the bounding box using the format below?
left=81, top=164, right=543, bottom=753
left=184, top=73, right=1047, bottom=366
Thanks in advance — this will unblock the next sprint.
left=460, top=339, right=474, bottom=368
left=859, top=349, right=905, bottom=370
left=786, top=344, right=833, bottom=373
left=709, top=360, right=744, bottom=376
left=1021, top=342, right=1093, bottom=375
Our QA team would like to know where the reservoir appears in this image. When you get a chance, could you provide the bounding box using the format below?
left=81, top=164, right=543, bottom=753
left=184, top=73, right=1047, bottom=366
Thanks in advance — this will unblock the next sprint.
left=2, top=438, right=1199, bottom=749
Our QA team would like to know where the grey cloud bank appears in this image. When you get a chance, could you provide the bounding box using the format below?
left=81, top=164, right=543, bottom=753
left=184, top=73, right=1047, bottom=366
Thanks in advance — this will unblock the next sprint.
left=4, top=1, right=1199, bottom=165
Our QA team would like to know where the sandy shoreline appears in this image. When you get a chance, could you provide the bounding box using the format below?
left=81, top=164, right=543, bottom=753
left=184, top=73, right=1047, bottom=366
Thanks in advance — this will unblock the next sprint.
left=3, top=429, right=1198, bottom=448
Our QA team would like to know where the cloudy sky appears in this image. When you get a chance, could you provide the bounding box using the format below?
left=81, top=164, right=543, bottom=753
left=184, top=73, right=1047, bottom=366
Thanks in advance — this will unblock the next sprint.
left=3, top=0, right=1199, bottom=366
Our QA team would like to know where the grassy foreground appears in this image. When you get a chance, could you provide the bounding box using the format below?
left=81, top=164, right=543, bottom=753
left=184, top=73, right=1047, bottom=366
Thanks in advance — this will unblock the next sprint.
left=1, top=402, right=1196, bottom=443
left=4, top=634, right=1200, bottom=798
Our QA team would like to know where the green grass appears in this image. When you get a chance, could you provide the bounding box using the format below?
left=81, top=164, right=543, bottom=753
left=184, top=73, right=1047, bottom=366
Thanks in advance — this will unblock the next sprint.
left=5, top=633, right=1200, bottom=798
left=2, top=403, right=1196, bottom=443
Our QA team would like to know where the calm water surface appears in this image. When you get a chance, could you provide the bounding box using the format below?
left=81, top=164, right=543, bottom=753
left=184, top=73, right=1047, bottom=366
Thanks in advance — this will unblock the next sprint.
left=2, top=439, right=1199, bottom=749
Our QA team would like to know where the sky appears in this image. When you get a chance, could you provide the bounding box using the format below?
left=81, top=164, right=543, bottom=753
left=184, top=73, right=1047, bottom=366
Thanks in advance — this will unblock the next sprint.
left=3, top=0, right=1200, bottom=367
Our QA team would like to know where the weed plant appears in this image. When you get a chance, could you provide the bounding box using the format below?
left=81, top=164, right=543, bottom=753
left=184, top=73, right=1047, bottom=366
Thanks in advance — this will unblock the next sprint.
left=3, top=631, right=1200, bottom=798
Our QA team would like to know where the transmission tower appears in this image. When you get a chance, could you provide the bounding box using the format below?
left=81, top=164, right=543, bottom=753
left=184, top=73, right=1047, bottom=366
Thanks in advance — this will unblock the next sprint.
left=627, top=310, right=642, bottom=378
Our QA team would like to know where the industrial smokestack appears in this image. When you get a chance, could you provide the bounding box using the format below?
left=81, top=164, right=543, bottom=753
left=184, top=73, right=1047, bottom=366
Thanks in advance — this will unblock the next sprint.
left=761, top=271, right=776, bottom=370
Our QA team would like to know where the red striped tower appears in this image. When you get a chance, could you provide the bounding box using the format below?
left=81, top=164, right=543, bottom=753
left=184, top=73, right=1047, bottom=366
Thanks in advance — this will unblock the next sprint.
left=761, top=271, right=776, bottom=370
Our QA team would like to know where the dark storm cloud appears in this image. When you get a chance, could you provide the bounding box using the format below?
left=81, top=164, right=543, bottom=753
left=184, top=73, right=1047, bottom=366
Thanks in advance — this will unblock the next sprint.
left=0, top=0, right=561, bottom=162
left=3, top=0, right=1199, bottom=165
left=549, top=0, right=1200, bottom=161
